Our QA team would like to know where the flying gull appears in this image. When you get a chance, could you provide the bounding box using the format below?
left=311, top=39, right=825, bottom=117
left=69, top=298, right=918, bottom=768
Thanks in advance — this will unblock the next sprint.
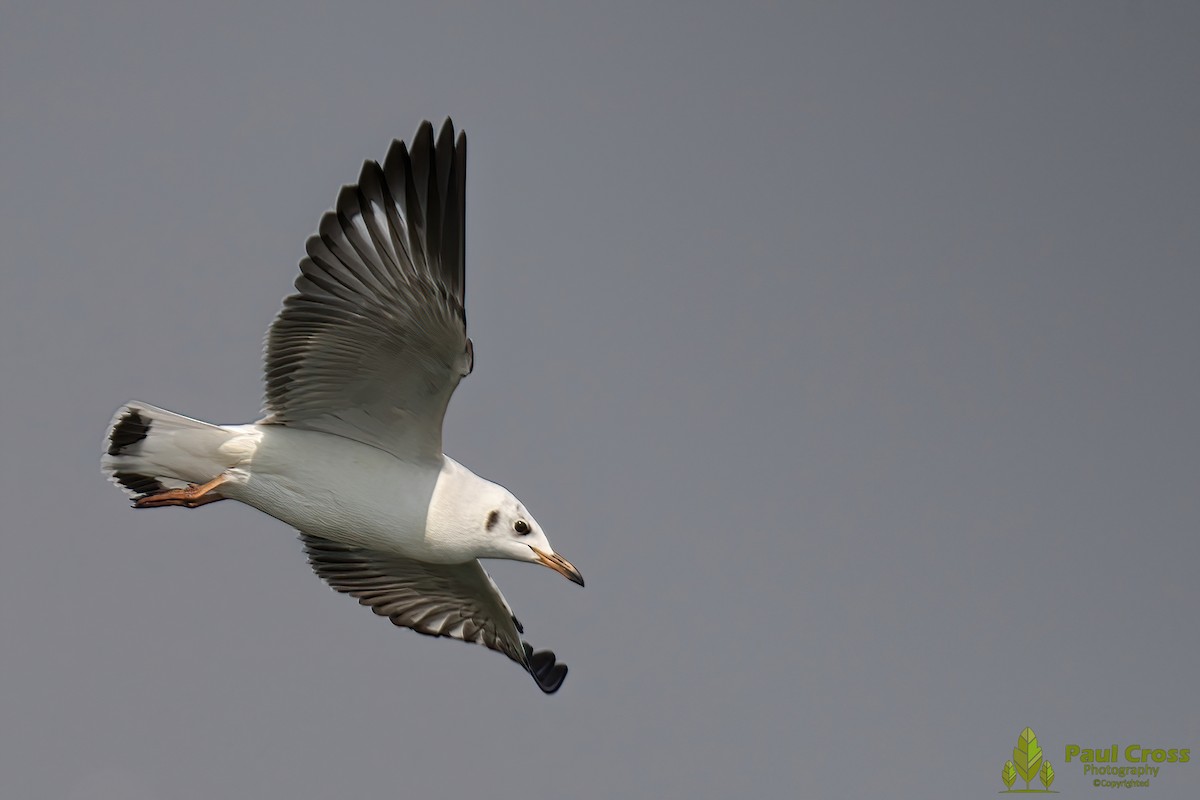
left=101, top=119, right=583, bottom=694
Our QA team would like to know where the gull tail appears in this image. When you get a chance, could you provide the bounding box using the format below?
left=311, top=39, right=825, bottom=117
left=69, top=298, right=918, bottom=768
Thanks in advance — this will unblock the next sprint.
left=101, top=402, right=239, bottom=501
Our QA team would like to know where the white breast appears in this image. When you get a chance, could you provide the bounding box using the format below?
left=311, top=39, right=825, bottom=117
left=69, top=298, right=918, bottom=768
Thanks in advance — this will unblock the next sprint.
left=222, top=425, right=442, bottom=555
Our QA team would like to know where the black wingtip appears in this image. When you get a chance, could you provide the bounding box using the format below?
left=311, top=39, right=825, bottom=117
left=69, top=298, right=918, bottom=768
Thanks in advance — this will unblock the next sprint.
left=108, top=408, right=151, bottom=456
left=436, top=118, right=456, bottom=152
left=383, top=137, right=408, bottom=172
left=523, top=643, right=568, bottom=694
left=387, top=119, right=458, bottom=165
left=335, top=183, right=361, bottom=213
left=411, top=120, right=435, bottom=159
left=113, top=471, right=165, bottom=499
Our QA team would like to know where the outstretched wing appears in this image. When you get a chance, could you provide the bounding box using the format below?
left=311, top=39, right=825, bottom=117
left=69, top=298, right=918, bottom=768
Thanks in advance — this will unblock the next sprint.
left=263, top=119, right=472, bottom=462
left=301, top=534, right=568, bottom=694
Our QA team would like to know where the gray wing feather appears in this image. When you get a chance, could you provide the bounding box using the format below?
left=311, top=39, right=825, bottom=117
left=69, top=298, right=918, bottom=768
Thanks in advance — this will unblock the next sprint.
left=301, top=534, right=568, bottom=693
left=263, top=119, right=472, bottom=461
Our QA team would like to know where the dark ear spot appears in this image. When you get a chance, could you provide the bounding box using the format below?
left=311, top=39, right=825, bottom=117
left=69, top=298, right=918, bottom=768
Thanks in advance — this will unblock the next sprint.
left=485, top=510, right=499, bottom=531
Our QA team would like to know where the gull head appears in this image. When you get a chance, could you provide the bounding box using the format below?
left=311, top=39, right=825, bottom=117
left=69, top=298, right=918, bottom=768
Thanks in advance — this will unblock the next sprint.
left=429, top=462, right=583, bottom=586
left=472, top=486, right=584, bottom=587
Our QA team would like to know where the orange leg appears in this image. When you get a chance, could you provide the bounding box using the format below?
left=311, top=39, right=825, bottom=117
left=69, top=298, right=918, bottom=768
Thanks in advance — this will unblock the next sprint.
left=134, top=475, right=229, bottom=509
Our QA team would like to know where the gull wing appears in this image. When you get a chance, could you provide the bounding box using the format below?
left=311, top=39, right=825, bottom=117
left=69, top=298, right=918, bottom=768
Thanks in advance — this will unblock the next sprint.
left=263, top=119, right=472, bottom=462
left=301, top=534, right=569, bottom=694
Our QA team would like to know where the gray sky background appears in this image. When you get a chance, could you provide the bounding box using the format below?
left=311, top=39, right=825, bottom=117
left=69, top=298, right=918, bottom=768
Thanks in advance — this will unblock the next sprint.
left=2, top=2, right=1198, bottom=798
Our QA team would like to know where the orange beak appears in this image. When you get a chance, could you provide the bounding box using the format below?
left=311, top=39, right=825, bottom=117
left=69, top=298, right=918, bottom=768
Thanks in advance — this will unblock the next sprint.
left=530, top=547, right=584, bottom=586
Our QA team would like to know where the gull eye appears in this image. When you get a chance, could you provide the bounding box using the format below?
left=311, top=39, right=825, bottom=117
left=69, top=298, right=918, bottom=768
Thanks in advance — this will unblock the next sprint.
left=514, top=520, right=531, bottom=535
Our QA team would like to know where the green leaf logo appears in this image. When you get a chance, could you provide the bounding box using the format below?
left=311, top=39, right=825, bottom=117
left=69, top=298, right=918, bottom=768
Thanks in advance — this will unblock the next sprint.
left=1002, top=760, right=1017, bottom=790
left=1013, top=727, right=1044, bottom=790
left=1040, top=760, right=1055, bottom=791
left=998, top=727, right=1056, bottom=792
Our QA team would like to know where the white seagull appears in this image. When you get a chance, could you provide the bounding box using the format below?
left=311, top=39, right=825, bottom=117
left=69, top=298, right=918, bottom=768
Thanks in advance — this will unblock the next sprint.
left=101, top=119, right=583, bottom=694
